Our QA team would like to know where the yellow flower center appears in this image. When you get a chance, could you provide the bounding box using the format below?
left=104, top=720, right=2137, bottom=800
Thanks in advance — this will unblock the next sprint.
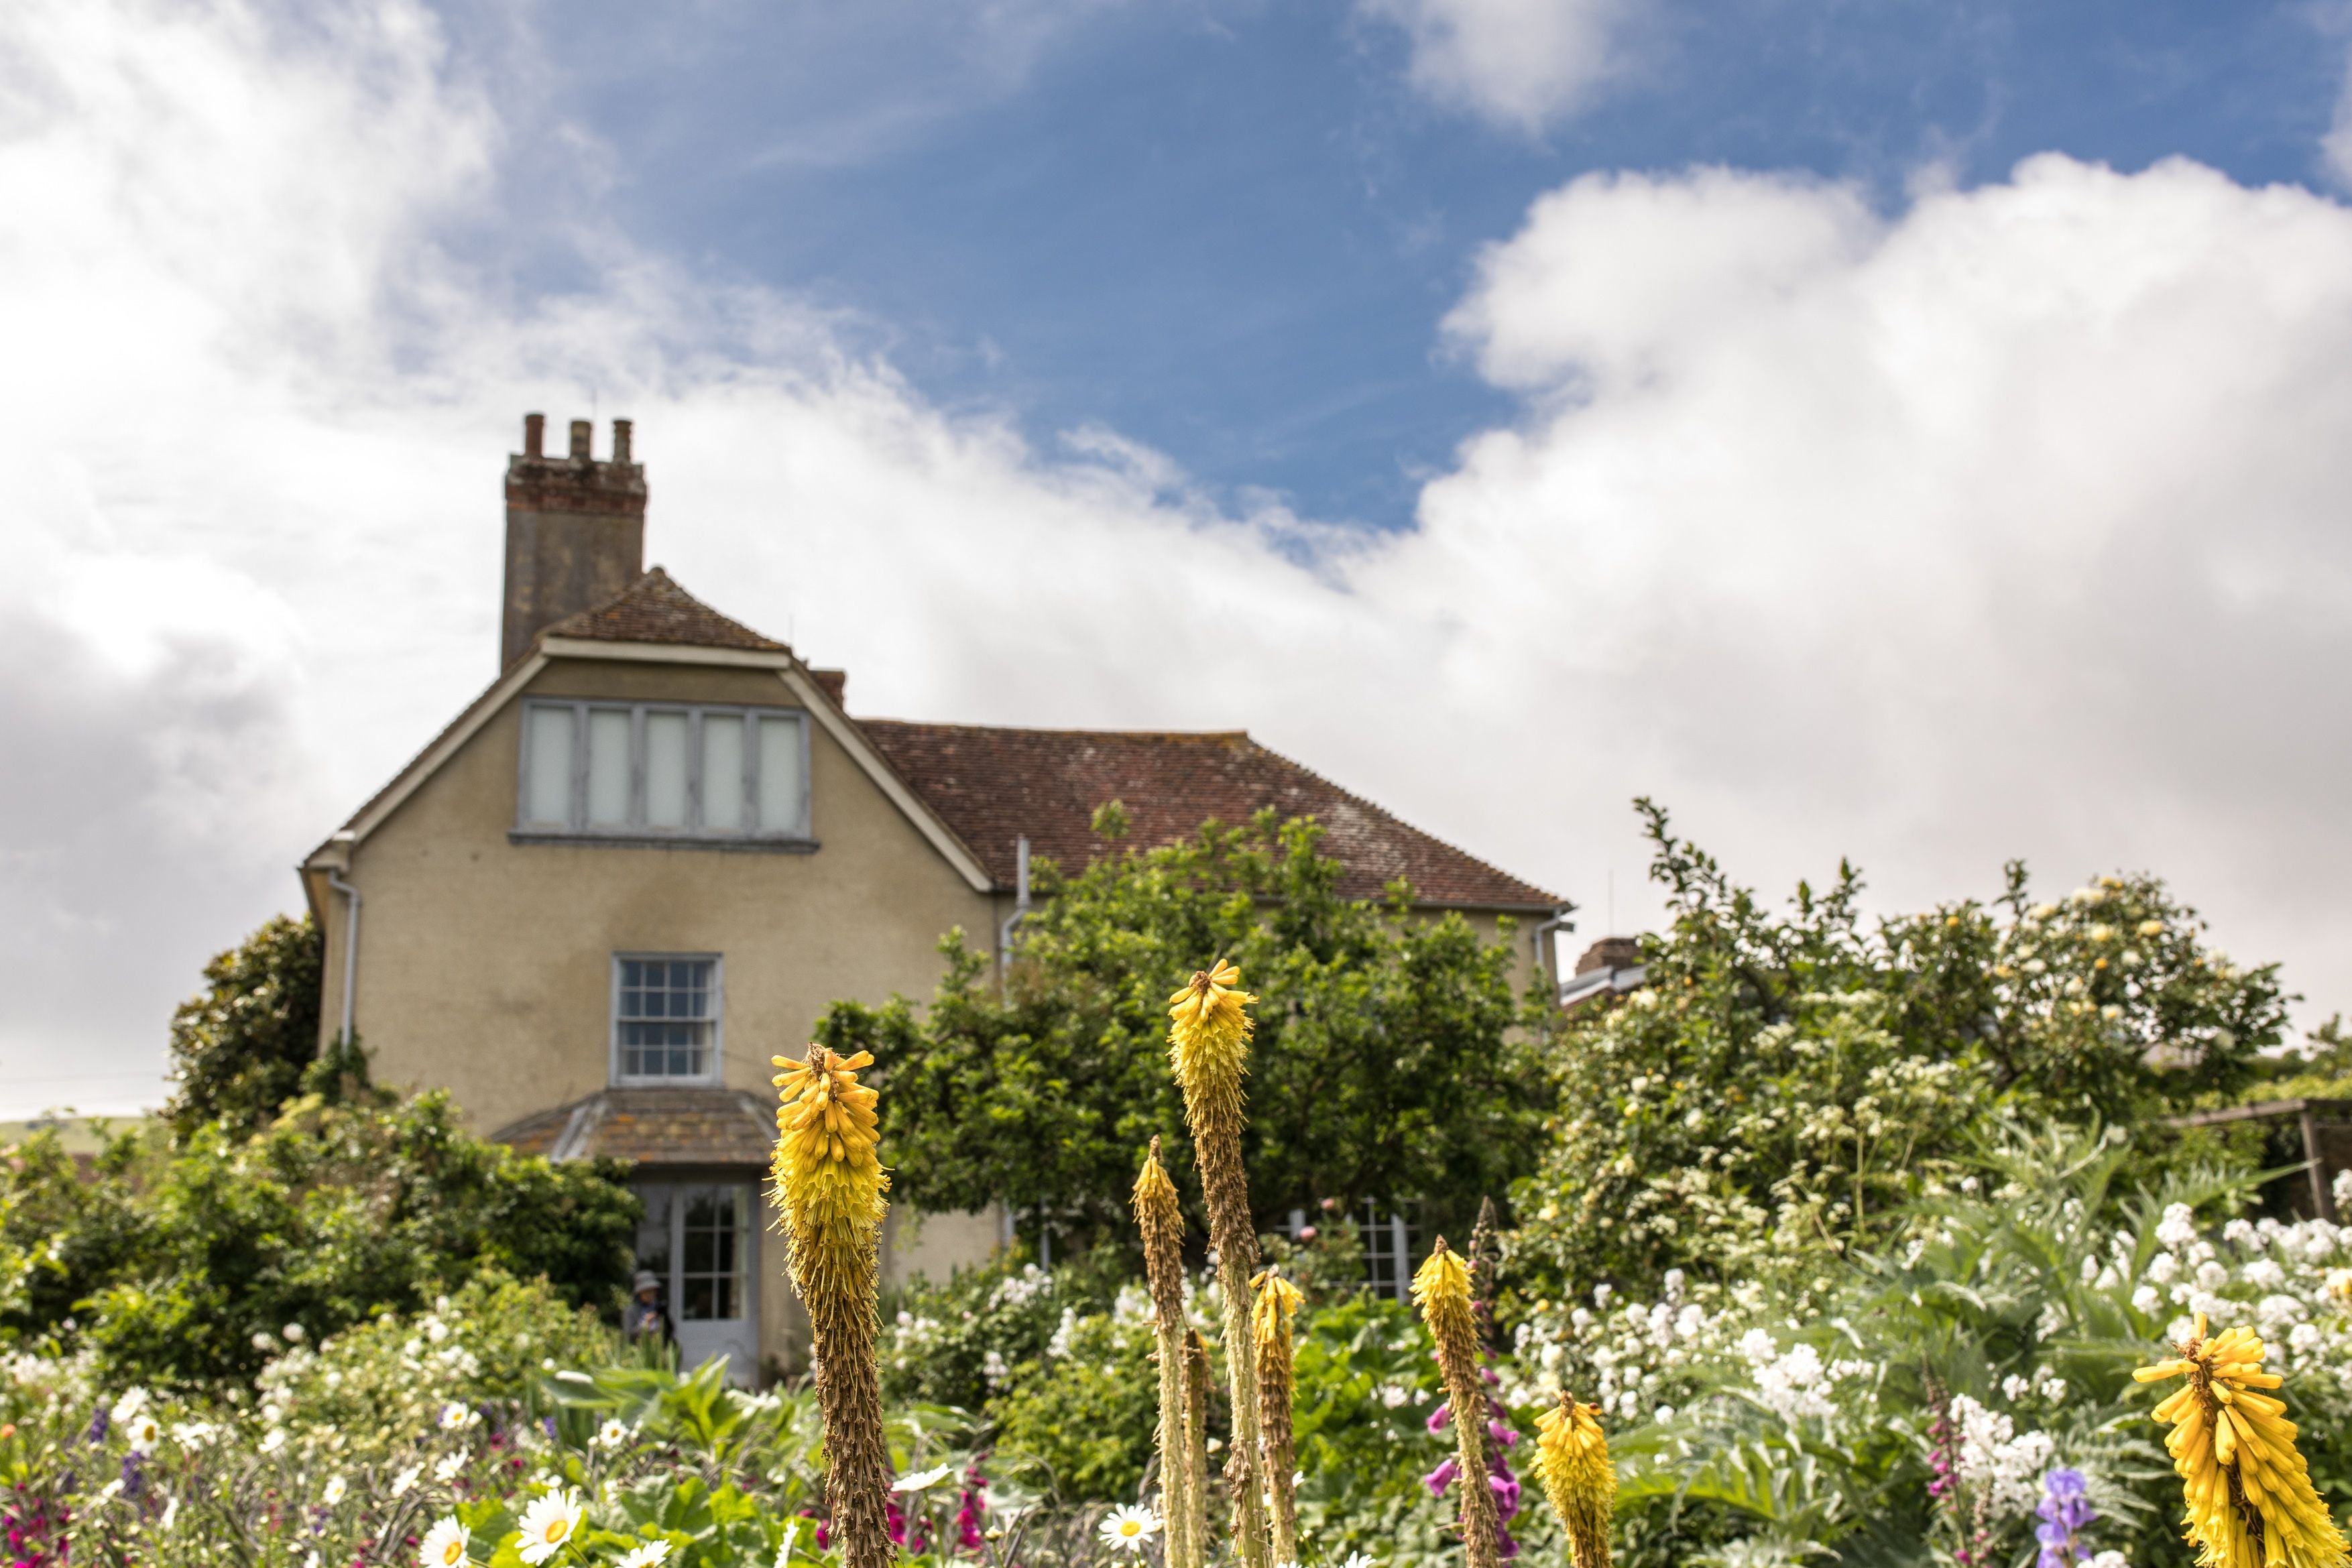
left=543, top=1521, right=567, bottom=1544
left=1118, top=1522, right=1142, bottom=1537
left=442, top=1544, right=464, bottom=1565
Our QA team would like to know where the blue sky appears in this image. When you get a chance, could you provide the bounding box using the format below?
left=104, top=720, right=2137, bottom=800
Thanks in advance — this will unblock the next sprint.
left=450, top=0, right=2349, bottom=527
left=11, top=0, right=2352, bottom=1113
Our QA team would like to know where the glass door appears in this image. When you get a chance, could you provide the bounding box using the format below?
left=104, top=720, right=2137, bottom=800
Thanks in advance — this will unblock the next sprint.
left=632, top=1181, right=758, bottom=1384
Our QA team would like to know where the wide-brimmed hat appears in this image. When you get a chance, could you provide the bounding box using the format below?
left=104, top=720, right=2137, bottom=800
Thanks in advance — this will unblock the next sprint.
left=632, top=1271, right=661, bottom=1294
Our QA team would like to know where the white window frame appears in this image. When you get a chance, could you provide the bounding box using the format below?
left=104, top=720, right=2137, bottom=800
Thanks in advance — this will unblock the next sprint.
left=611, top=953, right=725, bottom=1087
left=516, top=700, right=813, bottom=845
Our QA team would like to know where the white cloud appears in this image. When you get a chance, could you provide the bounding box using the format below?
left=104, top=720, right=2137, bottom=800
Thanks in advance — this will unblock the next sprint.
left=1358, top=0, right=1626, bottom=132
left=10, top=0, right=2352, bottom=1115
left=1401, top=154, right=2352, bottom=1006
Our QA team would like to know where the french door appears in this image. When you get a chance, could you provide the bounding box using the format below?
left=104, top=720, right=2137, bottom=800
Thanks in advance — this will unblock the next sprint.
left=634, top=1181, right=758, bottom=1383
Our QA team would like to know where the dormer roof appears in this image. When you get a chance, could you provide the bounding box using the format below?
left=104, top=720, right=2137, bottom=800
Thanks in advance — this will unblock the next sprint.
left=539, top=566, right=785, bottom=654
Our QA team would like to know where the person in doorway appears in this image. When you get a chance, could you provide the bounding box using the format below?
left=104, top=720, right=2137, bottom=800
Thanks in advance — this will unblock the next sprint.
left=624, top=1271, right=672, bottom=1345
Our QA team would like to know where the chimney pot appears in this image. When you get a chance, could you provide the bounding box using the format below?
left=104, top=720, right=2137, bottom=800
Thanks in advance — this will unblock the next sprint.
left=502, top=415, right=648, bottom=670
left=523, top=412, right=545, bottom=459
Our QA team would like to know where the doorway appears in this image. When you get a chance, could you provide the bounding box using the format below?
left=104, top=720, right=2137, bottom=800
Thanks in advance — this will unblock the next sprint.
left=634, top=1180, right=759, bottom=1383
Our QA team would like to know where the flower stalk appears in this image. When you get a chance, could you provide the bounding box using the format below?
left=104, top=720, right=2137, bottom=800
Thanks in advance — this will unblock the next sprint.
left=2134, top=1311, right=2348, bottom=1568
left=1415, top=1238, right=1503, bottom=1568
left=1184, top=1326, right=1213, bottom=1561
left=1167, top=961, right=1275, bottom=1568
left=1134, top=1138, right=1197, bottom=1568
left=1535, top=1392, right=1613, bottom=1568
left=770, top=1046, right=892, bottom=1568
left=1252, top=1265, right=1303, bottom=1567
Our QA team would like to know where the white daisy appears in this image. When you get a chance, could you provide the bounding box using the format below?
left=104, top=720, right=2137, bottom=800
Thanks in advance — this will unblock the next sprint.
left=433, top=1451, right=467, bottom=1483
left=322, top=1475, right=348, bottom=1506
left=1098, top=1505, right=1161, bottom=1553
left=258, top=1428, right=288, bottom=1455
left=109, top=1388, right=150, bottom=1427
left=616, top=1542, right=672, bottom=1568
left=594, top=1419, right=630, bottom=1451
left=391, top=1465, right=422, bottom=1498
left=126, top=1416, right=162, bottom=1455
left=1342, top=1555, right=1380, bottom=1568
left=305, top=1553, right=321, bottom=1568
left=418, top=1518, right=471, bottom=1568
left=158, top=1496, right=179, bottom=1532
left=518, top=1488, right=585, bottom=1565
left=892, top=1463, right=957, bottom=1493
left=436, top=1402, right=473, bottom=1432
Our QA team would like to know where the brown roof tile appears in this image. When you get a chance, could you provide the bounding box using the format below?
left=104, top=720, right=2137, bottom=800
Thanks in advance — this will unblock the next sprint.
left=540, top=566, right=786, bottom=654
left=491, top=1088, right=774, bottom=1166
left=857, top=721, right=1560, bottom=910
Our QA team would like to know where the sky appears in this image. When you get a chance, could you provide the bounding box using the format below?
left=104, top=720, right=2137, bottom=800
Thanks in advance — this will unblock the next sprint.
left=7, top=0, right=2352, bottom=1117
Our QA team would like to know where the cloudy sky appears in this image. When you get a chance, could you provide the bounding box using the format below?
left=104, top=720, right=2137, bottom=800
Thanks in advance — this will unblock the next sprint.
left=7, top=0, right=2352, bottom=1118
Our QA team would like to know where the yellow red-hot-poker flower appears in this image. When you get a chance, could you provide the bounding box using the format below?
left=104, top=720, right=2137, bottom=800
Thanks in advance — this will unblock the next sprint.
left=2133, top=1312, right=2347, bottom=1568
left=1536, top=1393, right=1614, bottom=1568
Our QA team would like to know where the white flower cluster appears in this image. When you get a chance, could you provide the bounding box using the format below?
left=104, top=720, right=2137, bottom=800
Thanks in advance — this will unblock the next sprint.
left=2122, top=1203, right=2352, bottom=1382
left=987, top=1264, right=1053, bottom=1311
left=1946, top=1394, right=2054, bottom=1520
left=1735, top=1332, right=1874, bottom=1424
left=1507, top=1280, right=1749, bottom=1421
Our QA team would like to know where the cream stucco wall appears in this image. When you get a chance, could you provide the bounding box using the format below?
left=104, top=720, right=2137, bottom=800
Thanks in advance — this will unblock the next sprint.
left=318, top=656, right=996, bottom=1131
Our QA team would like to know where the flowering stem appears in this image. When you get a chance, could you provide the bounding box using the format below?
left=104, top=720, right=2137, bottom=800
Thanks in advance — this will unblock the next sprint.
left=1134, top=1139, right=1197, bottom=1568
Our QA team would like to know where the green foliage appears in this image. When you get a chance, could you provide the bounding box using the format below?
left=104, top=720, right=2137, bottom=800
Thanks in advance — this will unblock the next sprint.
left=0, top=1090, right=638, bottom=1386
left=984, top=1302, right=1160, bottom=1500
left=162, top=913, right=328, bottom=1138
left=1508, top=1122, right=2276, bottom=1567
left=878, top=1249, right=1126, bottom=1412
left=821, top=809, right=1545, bottom=1248
left=257, top=1270, right=612, bottom=1458
left=1509, top=800, right=2290, bottom=1294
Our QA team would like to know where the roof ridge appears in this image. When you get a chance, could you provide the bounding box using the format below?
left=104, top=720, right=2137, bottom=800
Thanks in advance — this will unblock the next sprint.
left=858, top=719, right=1252, bottom=741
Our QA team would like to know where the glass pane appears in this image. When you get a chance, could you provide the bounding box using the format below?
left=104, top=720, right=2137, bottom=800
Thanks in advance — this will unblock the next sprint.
left=587, top=709, right=632, bottom=826
left=524, top=707, right=574, bottom=826
left=758, top=716, right=803, bottom=833
left=701, top=716, right=744, bottom=833
left=645, top=712, right=689, bottom=828
left=634, top=1187, right=672, bottom=1277
left=683, top=1277, right=715, bottom=1321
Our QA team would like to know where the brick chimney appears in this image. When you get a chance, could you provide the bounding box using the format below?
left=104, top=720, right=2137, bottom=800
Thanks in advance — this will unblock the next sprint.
left=501, top=414, right=647, bottom=669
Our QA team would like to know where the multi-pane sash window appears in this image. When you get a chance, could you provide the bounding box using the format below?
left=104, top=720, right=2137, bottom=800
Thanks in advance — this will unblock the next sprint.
left=614, top=955, right=721, bottom=1082
left=519, top=702, right=809, bottom=840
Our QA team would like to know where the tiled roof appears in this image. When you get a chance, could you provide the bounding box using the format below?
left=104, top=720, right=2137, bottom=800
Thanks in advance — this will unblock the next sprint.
left=540, top=566, right=786, bottom=654
left=491, top=1088, right=774, bottom=1165
left=857, top=721, right=1560, bottom=910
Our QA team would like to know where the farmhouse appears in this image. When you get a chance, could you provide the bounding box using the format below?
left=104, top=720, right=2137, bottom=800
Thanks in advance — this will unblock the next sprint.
left=298, top=415, right=1566, bottom=1378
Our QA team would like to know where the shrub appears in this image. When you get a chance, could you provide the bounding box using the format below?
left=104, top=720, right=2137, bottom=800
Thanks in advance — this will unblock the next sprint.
left=0, top=1091, right=638, bottom=1387
left=1509, top=800, right=2290, bottom=1298
left=162, top=914, right=327, bottom=1139
left=823, top=810, right=1547, bottom=1252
